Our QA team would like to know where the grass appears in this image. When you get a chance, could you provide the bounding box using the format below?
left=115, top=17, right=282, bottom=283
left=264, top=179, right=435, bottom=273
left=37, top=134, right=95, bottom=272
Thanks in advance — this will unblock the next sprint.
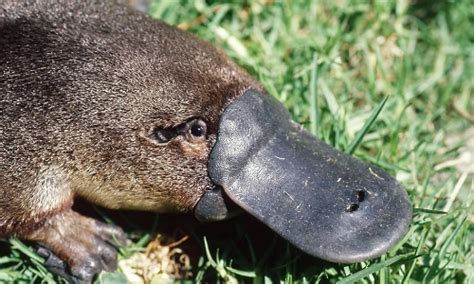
left=1, top=0, right=473, bottom=283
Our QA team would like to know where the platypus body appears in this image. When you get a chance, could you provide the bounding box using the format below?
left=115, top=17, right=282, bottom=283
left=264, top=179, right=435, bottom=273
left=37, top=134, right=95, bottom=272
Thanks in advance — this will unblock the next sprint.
left=0, top=1, right=412, bottom=282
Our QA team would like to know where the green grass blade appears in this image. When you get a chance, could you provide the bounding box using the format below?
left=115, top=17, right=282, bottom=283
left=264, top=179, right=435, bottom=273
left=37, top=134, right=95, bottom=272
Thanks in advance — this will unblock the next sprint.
left=225, top=266, right=256, bottom=278
left=423, top=216, right=467, bottom=282
left=337, top=253, right=416, bottom=284
left=413, top=208, right=448, bottom=215
left=309, top=53, right=318, bottom=135
left=346, top=96, right=389, bottom=155
left=9, top=239, right=44, bottom=264
left=203, top=236, right=217, bottom=267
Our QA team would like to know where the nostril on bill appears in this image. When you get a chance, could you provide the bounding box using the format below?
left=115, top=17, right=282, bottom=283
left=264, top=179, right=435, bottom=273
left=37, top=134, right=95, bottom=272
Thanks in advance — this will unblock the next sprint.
left=345, top=203, right=359, bottom=213
left=356, top=190, right=366, bottom=202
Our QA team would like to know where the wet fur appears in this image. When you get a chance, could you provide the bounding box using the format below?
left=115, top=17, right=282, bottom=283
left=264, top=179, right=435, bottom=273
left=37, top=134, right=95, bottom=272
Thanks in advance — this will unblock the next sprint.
left=0, top=0, right=262, bottom=237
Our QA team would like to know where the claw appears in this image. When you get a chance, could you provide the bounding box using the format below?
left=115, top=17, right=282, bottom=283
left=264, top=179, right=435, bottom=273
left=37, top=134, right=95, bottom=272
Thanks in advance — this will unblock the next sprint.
left=25, top=209, right=126, bottom=283
left=36, top=245, right=79, bottom=283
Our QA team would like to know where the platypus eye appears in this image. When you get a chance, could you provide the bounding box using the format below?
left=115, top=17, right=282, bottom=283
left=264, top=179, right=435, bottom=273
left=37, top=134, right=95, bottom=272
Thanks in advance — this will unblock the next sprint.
left=187, top=119, right=207, bottom=141
left=151, top=118, right=206, bottom=145
left=190, top=122, right=205, bottom=137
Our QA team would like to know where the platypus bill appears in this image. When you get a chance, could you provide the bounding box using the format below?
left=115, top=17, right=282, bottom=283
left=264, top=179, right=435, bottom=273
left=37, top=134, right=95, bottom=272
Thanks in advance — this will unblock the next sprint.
left=0, top=0, right=412, bottom=282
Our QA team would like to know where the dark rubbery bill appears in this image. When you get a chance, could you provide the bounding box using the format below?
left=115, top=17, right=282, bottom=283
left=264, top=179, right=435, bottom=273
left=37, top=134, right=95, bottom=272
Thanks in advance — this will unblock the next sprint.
left=200, top=90, right=412, bottom=263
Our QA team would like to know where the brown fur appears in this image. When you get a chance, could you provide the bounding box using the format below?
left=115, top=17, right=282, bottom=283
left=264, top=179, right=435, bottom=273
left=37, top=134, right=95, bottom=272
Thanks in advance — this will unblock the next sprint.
left=0, top=0, right=263, bottom=238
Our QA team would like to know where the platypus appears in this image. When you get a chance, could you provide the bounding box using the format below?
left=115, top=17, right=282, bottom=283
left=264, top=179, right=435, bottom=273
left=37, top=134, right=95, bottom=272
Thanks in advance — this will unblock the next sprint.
left=0, top=0, right=412, bottom=282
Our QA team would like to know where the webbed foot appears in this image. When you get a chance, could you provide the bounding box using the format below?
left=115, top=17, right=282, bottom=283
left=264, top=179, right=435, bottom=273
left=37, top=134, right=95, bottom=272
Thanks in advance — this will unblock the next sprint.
left=25, top=210, right=126, bottom=283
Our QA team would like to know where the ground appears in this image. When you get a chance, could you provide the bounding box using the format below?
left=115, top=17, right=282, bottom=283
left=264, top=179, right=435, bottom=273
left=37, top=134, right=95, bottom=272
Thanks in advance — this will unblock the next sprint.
left=0, top=0, right=472, bottom=283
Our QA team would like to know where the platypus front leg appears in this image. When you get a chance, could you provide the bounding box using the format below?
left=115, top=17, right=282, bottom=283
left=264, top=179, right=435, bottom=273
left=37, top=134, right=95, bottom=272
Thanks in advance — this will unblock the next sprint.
left=23, top=209, right=126, bottom=283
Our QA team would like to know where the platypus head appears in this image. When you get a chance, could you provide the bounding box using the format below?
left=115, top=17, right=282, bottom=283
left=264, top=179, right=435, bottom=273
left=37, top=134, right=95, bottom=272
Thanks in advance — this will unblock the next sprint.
left=122, top=19, right=411, bottom=262
left=107, top=8, right=412, bottom=264
left=13, top=2, right=410, bottom=264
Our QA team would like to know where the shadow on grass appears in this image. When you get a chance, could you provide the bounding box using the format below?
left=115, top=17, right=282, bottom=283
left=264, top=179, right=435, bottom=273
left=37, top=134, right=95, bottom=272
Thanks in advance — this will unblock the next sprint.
left=71, top=199, right=335, bottom=282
